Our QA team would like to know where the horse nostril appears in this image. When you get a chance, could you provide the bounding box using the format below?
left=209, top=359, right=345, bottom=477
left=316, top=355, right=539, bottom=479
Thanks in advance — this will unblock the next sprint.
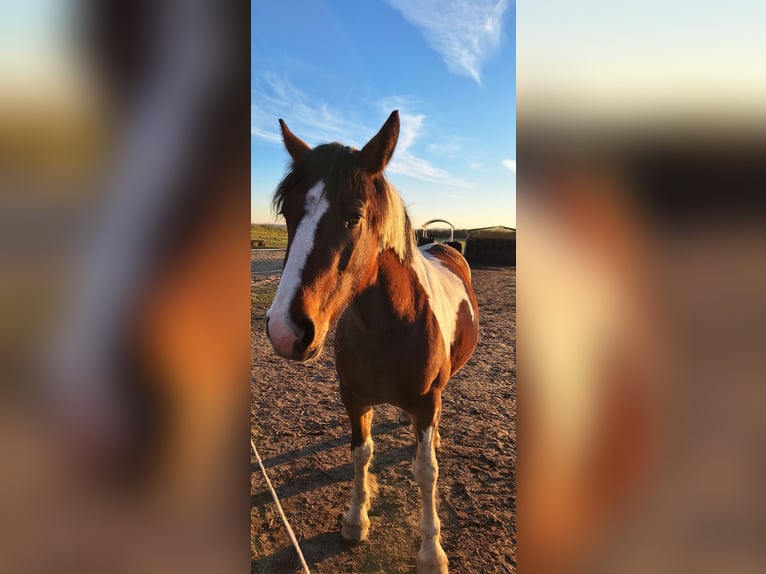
left=265, top=316, right=271, bottom=337
left=299, top=318, right=315, bottom=348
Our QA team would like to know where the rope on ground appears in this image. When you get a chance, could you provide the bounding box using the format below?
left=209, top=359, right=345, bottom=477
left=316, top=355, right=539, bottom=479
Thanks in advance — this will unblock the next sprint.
left=251, top=438, right=311, bottom=574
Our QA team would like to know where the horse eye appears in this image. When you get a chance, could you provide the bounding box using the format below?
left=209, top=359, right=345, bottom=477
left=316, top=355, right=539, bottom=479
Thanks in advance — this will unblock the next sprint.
left=346, top=215, right=362, bottom=228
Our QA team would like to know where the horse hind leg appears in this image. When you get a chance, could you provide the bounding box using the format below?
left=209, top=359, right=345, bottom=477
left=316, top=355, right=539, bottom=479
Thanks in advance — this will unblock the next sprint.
left=340, top=406, right=377, bottom=544
left=413, top=419, right=449, bottom=573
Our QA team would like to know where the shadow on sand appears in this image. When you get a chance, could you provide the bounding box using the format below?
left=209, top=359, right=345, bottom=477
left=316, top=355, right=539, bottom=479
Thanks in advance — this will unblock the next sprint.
left=252, top=420, right=421, bottom=572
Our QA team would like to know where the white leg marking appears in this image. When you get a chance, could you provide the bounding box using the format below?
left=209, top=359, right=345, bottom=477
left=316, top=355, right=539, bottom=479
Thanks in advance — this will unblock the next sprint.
left=266, top=181, right=329, bottom=354
left=413, top=426, right=449, bottom=573
left=341, top=436, right=377, bottom=543
left=411, top=245, right=474, bottom=360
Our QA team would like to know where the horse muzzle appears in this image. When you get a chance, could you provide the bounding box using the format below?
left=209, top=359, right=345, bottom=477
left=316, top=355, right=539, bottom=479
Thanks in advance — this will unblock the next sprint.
left=265, top=314, right=320, bottom=362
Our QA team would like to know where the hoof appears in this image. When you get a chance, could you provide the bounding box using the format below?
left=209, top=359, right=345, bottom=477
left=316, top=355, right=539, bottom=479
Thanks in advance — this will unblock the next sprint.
left=417, top=539, right=449, bottom=573
left=399, top=410, right=412, bottom=425
left=340, top=520, right=369, bottom=545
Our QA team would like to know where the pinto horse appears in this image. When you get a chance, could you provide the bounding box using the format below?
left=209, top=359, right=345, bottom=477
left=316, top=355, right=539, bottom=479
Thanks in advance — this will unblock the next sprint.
left=266, top=111, right=479, bottom=573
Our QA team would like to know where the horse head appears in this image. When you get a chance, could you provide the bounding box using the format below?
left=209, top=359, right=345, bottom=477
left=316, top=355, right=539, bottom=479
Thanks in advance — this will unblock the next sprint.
left=266, top=111, right=409, bottom=361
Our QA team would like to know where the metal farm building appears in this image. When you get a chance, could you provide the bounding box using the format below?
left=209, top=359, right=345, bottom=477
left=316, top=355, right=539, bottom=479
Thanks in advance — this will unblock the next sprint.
left=464, top=226, right=516, bottom=266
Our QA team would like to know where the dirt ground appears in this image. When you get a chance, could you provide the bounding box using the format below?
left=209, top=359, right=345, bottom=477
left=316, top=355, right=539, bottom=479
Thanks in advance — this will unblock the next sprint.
left=251, top=250, right=516, bottom=573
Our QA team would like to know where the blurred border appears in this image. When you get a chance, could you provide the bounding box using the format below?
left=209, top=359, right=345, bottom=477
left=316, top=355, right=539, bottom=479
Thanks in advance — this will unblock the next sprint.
left=518, top=3, right=766, bottom=573
left=0, top=2, right=250, bottom=572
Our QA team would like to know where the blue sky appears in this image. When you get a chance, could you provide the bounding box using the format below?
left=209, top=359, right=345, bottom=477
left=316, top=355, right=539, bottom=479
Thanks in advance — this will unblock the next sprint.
left=251, top=0, right=516, bottom=229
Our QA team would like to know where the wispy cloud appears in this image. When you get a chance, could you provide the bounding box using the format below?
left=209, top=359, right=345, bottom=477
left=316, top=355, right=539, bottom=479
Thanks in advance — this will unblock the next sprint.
left=502, top=159, right=516, bottom=172
left=426, top=135, right=467, bottom=158
left=252, top=74, right=474, bottom=188
left=251, top=72, right=368, bottom=146
left=370, top=98, right=474, bottom=187
left=385, top=0, right=509, bottom=84
left=387, top=111, right=475, bottom=188
left=250, top=123, right=281, bottom=144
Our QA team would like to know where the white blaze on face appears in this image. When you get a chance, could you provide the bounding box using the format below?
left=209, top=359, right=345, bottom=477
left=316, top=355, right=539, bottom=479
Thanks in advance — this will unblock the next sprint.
left=266, top=181, right=329, bottom=355
left=411, top=243, right=475, bottom=359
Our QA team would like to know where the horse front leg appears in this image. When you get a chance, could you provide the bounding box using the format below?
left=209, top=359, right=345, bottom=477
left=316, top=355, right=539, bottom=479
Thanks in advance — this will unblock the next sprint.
left=401, top=407, right=442, bottom=449
left=413, top=397, right=449, bottom=573
left=340, top=402, right=377, bottom=544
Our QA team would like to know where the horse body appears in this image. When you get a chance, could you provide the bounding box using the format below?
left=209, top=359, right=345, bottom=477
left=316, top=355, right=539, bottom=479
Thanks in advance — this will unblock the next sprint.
left=336, top=244, right=478, bottom=407
left=266, top=111, right=479, bottom=573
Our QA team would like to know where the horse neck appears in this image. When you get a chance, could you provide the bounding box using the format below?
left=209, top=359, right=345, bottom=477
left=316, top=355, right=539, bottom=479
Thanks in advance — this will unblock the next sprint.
left=347, top=182, right=420, bottom=326
left=348, top=246, right=422, bottom=331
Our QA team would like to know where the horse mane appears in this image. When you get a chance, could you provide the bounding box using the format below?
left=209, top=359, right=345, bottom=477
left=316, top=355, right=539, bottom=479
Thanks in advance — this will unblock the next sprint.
left=374, top=179, right=414, bottom=263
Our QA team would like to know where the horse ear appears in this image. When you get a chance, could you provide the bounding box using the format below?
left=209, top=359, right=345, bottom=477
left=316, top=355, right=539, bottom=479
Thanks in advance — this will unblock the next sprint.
left=358, top=110, right=399, bottom=174
left=279, top=119, right=311, bottom=162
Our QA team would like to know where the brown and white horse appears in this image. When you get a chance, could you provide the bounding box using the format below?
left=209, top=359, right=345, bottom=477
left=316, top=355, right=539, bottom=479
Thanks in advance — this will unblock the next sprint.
left=266, top=111, right=479, bottom=573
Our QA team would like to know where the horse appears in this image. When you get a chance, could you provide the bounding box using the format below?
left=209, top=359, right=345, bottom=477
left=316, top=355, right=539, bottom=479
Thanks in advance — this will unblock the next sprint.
left=265, top=110, right=480, bottom=573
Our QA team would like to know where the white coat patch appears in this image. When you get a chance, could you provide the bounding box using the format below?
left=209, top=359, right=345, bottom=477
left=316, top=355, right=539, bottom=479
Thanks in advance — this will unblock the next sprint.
left=411, top=243, right=474, bottom=359
left=266, top=181, right=329, bottom=340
